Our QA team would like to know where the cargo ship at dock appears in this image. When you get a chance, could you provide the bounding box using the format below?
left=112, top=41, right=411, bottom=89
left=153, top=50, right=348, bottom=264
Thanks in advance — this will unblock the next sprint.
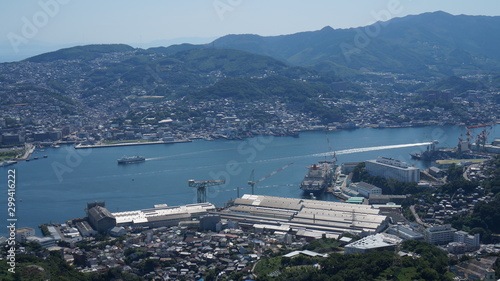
left=117, top=155, right=146, bottom=164
left=300, top=160, right=335, bottom=194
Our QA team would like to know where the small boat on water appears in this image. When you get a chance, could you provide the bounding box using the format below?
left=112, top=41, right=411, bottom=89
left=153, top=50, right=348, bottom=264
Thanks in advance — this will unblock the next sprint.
left=117, top=155, right=146, bottom=164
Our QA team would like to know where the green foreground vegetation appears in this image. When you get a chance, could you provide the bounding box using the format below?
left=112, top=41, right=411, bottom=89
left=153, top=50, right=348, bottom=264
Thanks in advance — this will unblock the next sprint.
left=0, top=150, right=19, bottom=161
left=251, top=240, right=454, bottom=281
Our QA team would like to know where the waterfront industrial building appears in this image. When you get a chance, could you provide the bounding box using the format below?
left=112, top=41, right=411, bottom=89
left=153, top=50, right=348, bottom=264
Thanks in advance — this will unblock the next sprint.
left=351, top=182, right=382, bottom=198
left=365, top=157, right=420, bottom=182
left=341, top=162, right=362, bottom=174
left=218, top=194, right=390, bottom=238
left=26, top=236, right=57, bottom=248
left=87, top=205, right=117, bottom=233
left=74, top=220, right=97, bottom=237
left=111, top=202, right=216, bottom=228
left=15, top=227, right=57, bottom=248
left=15, top=227, right=36, bottom=242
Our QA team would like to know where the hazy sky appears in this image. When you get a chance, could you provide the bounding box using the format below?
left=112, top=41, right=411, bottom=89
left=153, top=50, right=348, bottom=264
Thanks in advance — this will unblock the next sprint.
left=2, top=0, right=500, bottom=61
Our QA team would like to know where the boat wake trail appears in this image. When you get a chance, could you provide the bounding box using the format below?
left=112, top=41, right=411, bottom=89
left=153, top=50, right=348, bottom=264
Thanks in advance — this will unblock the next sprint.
left=254, top=142, right=432, bottom=163
left=312, top=142, right=432, bottom=157
left=145, top=142, right=432, bottom=165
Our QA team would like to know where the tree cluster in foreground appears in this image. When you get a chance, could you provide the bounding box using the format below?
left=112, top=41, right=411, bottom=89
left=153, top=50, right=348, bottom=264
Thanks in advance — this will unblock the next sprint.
left=251, top=240, right=453, bottom=281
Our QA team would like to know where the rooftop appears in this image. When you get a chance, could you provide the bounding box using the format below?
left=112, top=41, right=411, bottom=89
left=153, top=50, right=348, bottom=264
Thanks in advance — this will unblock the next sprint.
left=346, top=197, right=365, bottom=204
left=284, top=250, right=329, bottom=258
left=345, top=233, right=402, bottom=251
left=222, top=194, right=389, bottom=236
left=366, top=157, right=419, bottom=171
left=112, top=202, right=216, bottom=225
left=88, top=206, right=115, bottom=221
left=356, top=182, right=381, bottom=190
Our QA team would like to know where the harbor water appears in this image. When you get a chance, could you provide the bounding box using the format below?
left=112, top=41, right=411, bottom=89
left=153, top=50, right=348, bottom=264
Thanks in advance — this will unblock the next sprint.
left=1, top=125, right=498, bottom=236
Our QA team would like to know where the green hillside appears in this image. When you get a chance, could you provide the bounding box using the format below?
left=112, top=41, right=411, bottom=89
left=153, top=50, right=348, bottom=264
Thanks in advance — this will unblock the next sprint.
left=211, top=11, right=500, bottom=77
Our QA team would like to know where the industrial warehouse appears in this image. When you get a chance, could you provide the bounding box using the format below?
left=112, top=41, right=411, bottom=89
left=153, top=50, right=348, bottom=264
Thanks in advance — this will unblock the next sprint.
left=111, top=202, right=217, bottom=228
left=217, top=194, right=391, bottom=238
left=83, top=195, right=390, bottom=239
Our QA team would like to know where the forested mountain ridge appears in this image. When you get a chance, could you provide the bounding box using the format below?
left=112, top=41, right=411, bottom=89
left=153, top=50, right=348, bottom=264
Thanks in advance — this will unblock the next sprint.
left=210, top=11, right=500, bottom=77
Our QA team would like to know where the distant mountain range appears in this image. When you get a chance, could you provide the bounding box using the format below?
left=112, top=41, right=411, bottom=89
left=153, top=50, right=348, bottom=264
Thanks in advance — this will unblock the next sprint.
left=2, top=11, right=500, bottom=127
left=20, top=11, right=500, bottom=80
left=208, top=11, right=500, bottom=78
left=2, top=11, right=499, bottom=111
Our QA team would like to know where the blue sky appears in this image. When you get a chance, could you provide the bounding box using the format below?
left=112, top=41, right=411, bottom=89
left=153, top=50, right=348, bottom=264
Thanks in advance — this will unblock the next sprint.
left=1, top=0, right=500, bottom=61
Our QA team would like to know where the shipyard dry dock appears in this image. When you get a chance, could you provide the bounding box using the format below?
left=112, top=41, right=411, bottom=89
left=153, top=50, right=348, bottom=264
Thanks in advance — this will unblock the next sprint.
left=218, top=194, right=390, bottom=238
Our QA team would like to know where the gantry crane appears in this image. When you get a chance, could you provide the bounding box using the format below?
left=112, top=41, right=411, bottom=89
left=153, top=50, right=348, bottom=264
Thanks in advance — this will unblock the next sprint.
left=188, top=179, right=225, bottom=203
left=247, top=162, right=294, bottom=195
left=466, top=123, right=493, bottom=151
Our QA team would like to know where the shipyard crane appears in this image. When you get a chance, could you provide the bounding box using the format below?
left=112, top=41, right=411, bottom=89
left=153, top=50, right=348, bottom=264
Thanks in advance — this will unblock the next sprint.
left=248, top=162, right=294, bottom=195
left=188, top=179, right=225, bottom=203
left=325, top=132, right=338, bottom=163
left=477, top=126, right=492, bottom=151
left=466, top=123, right=493, bottom=151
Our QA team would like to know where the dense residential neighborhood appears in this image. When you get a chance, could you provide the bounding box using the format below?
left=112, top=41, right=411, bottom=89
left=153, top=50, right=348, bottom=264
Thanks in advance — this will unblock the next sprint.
left=0, top=49, right=498, bottom=150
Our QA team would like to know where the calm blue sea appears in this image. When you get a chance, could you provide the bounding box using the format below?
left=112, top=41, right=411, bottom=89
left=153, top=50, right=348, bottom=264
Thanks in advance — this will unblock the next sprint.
left=1, top=125, right=498, bottom=236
